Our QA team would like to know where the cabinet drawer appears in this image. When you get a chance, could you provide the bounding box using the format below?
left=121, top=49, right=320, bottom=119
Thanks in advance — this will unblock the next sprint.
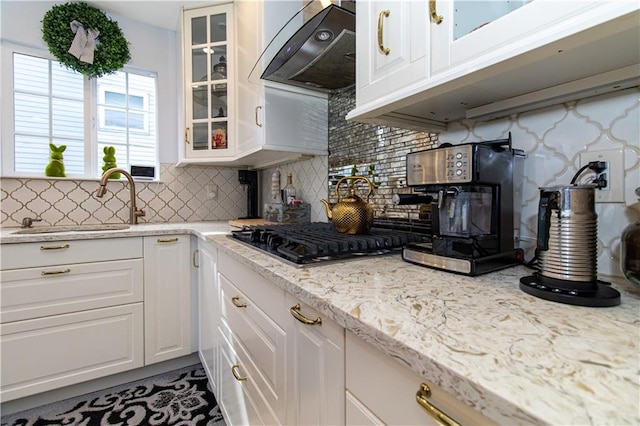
left=219, top=273, right=286, bottom=418
left=218, top=326, right=280, bottom=426
left=1, top=259, right=143, bottom=323
left=0, top=303, right=144, bottom=402
left=218, top=251, right=286, bottom=326
left=346, top=331, right=496, bottom=425
left=1, top=237, right=143, bottom=270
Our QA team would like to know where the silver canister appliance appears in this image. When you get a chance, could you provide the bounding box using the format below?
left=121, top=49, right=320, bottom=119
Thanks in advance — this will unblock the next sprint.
left=519, top=185, right=620, bottom=307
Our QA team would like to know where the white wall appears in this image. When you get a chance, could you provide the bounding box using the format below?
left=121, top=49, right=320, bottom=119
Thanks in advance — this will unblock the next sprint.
left=0, top=1, right=181, bottom=163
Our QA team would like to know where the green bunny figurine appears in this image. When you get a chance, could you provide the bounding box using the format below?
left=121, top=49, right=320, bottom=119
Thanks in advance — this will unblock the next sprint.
left=102, top=146, right=121, bottom=179
left=44, top=143, right=66, bottom=177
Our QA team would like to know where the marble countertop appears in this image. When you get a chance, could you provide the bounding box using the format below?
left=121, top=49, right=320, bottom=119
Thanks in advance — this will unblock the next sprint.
left=2, top=221, right=638, bottom=425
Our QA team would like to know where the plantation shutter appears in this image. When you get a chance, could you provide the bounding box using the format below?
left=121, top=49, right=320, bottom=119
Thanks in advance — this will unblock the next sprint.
left=13, top=53, right=85, bottom=175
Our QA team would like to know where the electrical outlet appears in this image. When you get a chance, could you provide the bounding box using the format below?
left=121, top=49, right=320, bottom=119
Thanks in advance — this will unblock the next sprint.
left=206, top=184, right=218, bottom=199
left=579, top=149, right=624, bottom=203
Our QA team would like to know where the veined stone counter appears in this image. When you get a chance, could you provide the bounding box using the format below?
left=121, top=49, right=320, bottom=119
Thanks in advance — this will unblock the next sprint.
left=207, top=234, right=640, bottom=426
left=2, top=222, right=638, bottom=424
left=0, top=221, right=231, bottom=243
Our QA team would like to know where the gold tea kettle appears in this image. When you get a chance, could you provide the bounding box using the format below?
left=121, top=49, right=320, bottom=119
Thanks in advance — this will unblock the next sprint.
left=321, top=176, right=374, bottom=234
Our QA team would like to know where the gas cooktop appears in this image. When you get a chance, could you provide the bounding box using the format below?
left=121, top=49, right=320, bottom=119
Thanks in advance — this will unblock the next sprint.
left=230, top=221, right=431, bottom=267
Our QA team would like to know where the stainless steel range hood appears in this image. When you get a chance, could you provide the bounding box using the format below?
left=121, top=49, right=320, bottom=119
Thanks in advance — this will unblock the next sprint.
left=252, top=2, right=355, bottom=93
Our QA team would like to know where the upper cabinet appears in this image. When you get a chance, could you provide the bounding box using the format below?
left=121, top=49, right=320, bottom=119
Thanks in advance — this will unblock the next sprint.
left=354, top=2, right=431, bottom=120
left=180, top=2, right=328, bottom=169
left=183, top=5, right=235, bottom=160
left=347, top=0, right=640, bottom=132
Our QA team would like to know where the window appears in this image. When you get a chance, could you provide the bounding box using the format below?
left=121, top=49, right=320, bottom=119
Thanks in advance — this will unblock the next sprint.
left=6, top=52, right=158, bottom=179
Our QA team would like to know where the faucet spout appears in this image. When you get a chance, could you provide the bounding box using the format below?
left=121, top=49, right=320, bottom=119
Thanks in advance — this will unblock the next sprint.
left=97, top=168, right=146, bottom=224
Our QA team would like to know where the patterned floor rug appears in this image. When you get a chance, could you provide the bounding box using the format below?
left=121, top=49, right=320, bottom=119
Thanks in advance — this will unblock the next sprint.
left=1, top=364, right=226, bottom=426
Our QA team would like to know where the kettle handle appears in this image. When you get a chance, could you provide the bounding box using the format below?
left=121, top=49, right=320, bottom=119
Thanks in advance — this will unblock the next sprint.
left=334, top=176, right=374, bottom=201
left=536, top=190, right=555, bottom=251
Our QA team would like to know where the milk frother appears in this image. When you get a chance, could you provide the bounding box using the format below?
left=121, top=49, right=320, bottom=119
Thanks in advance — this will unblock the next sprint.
left=520, top=185, right=620, bottom=307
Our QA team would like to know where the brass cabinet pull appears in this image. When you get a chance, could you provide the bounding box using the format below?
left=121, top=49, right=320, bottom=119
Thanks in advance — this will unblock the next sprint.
left=429, top=0, right=444, bottom=24
left=416, top=383, right=460, bottom=426
left=290, top=304, right=322, bottom=325
left=255, top=106, right=263, bottom=127
left=40, top=244, right=70, bottom=251
left=192, top=249, right=199, bottom=268
left=231, top=296, right=247, bottom=308
left=377, top=10, right=391, bottom=55
left=231, top=364, right=247, bottom=381
left=185, top=127, right=190, bottom=144
left=41, top=268, right=71, bottom=276
left=157, top=237, right=179, bottom=243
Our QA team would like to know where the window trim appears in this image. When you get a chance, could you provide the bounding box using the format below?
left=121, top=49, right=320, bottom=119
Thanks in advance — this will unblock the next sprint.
left=1, top=43, right=160, bottom=180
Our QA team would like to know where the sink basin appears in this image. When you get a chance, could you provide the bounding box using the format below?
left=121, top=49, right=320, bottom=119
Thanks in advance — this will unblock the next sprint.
left=13, top=224, right=130, bottom=234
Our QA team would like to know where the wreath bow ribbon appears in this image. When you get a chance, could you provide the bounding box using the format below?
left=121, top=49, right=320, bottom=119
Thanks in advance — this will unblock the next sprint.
left=68, top=20, right=99, bottom=64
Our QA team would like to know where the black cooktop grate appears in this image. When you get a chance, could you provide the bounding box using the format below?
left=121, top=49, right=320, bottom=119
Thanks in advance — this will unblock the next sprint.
left=231, top=222, right=430, bottom=266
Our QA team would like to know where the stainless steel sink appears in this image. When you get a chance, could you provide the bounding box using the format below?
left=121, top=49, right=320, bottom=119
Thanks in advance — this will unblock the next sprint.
left=12, top=224, right=130, bottom=234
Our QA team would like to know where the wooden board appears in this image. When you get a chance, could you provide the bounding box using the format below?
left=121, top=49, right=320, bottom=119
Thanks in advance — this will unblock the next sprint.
left=228, top=219, right=276, bottom=229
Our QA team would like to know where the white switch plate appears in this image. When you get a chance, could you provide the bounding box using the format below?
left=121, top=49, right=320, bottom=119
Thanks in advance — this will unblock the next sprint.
left=579, top=149, right=624, bottom=203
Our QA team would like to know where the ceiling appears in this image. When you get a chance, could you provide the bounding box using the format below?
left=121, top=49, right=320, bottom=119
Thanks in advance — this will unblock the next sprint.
left=90, top=1, right=209, bottom=31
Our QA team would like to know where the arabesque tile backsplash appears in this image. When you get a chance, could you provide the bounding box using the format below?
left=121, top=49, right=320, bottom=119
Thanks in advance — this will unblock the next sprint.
left=318, top=87, right=639, bottom=279
left=1, top=164, right=246, bottom=226
left=2, top=87, right=638, bottom=280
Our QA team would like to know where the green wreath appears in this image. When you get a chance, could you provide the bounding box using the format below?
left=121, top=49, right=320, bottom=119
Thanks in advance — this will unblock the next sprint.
left=42, top=2, right=130, bottom=79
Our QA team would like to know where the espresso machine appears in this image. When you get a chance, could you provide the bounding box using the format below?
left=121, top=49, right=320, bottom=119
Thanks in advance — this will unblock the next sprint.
left=401, top=137, right=525, bottom=276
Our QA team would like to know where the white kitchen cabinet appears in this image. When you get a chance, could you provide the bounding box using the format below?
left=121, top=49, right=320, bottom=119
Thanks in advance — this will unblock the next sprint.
left=143, top=235, right=192, bottom=365
left=214, top=250, right=345, bottom=425
left=354, top=1, right=430, bottom=111
left=285, top=295, right=345, bottom=426
left=235, top=0, right=328, bottom=169
left=345, top=331, right=496, bottom=425
left=217, top=250, right=287, bottom=423
left=180, top=1, right=328, bottom=169
left=196, top=239, right=219, bottom=394
left=347, top=0, right=639, bottom=130
left=182, top=4, right=235, bottom=161
left=0, top=238, right=145, bottom=402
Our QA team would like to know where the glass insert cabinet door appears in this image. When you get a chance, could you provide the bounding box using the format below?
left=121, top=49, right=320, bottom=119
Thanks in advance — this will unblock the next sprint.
left=184, top=4, right=234, bottom=159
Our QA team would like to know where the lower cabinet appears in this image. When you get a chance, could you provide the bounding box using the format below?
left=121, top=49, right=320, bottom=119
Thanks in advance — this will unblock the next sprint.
left=1, top=304, right=144, bottom=402
left=143, top=235, right=192, bottom=365
left=196, top=239, right=219, bottom=394
left=286, top=295, right=344, bottom=426
left=345, top=331, right=496, bottom=425
left=0, top=235, right=196, bottom=403
left=215, top=251, right=345, bottom=425
left=0, top=237, right=145, bottom=402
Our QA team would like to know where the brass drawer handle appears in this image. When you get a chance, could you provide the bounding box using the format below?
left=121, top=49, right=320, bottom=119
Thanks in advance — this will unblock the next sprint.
left=193, top=249, right=200, bottom=268
left=290, top=304, right=322, bottom=325
left=157, top=237, right=179, bottom=243
left=231, top=364, right=247, bottom=381
left=255, top=105, right=263, bottom=127
left=429, top=0, right=444, bottom=24
left=377, top=10, right=391, bottom=55
left=41, top=268, right=71, bottom=276
left=231, top=296, right=247, bottom=308
left=40, top=244, right=70, bottom=251
left=416, top=383, right=460, bottom=426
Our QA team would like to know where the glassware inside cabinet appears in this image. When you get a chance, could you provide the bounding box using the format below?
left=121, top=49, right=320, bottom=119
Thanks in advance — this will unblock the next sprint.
left=453, top=0, right=531, bottom=40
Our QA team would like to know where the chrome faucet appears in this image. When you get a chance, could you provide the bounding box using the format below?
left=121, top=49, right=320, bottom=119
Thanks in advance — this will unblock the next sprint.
left=96, top=168, right=146, bottom=224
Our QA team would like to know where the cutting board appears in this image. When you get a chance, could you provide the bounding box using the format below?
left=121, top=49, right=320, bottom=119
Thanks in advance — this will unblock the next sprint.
left=228, top=218, right=276, bottom=228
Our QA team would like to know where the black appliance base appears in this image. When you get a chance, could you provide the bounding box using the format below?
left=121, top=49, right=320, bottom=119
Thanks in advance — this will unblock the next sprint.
left=519, top=275, right=620, bottom=307
left=402, top=245, right=524, bottom=276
